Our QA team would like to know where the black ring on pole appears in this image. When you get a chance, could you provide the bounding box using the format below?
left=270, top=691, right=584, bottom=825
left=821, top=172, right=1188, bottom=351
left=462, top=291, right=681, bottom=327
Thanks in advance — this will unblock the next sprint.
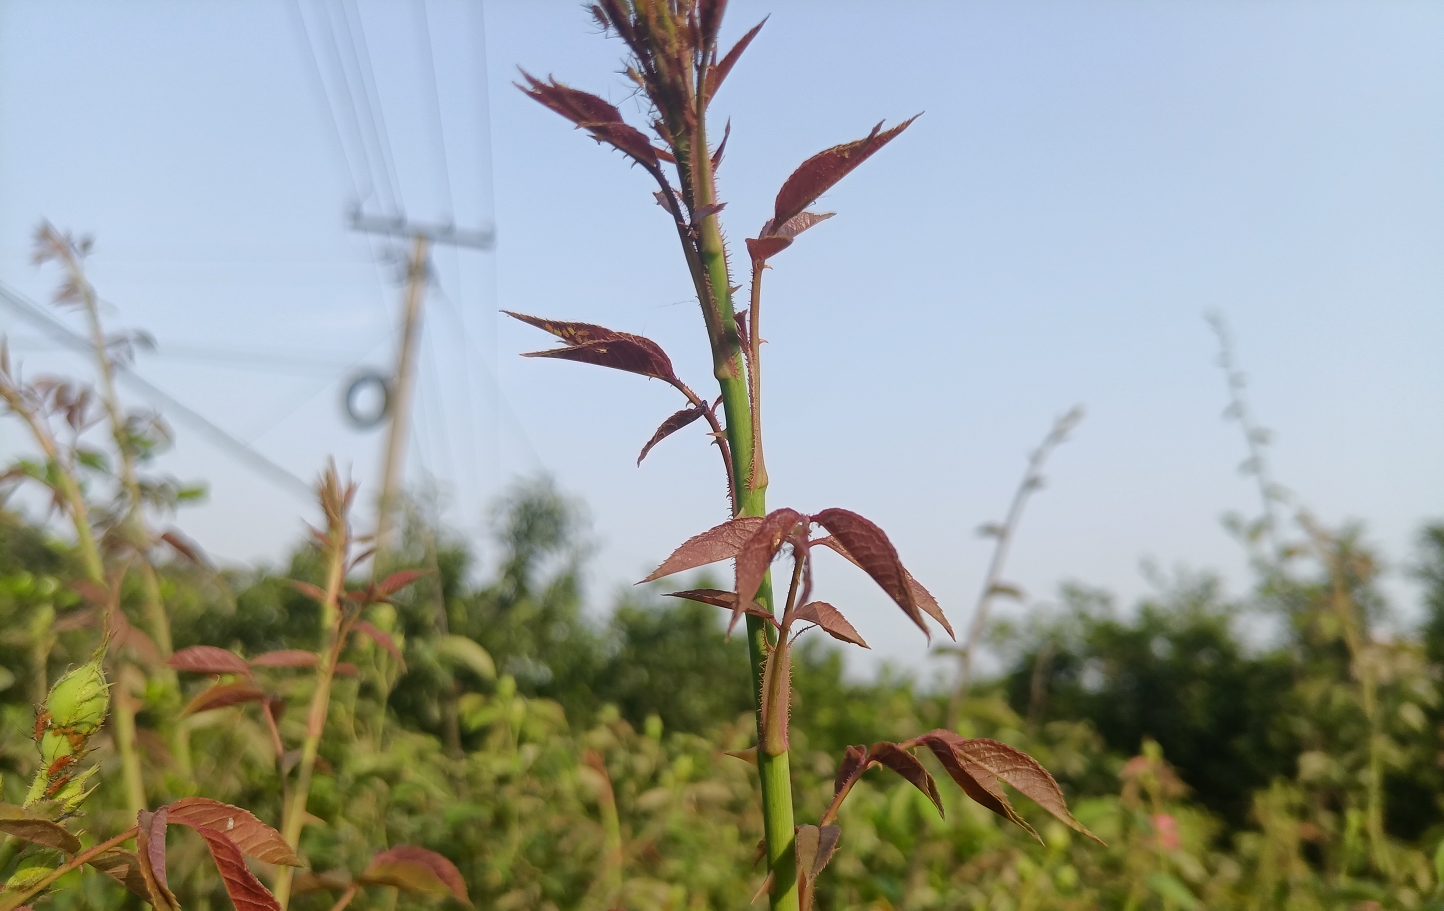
left=343, top=370, right=392, bottom=429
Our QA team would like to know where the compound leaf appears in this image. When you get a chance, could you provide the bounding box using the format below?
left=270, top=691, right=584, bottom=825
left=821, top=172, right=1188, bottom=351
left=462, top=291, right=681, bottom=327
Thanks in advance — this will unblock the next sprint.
left=734, top=509, right=807, bottom=633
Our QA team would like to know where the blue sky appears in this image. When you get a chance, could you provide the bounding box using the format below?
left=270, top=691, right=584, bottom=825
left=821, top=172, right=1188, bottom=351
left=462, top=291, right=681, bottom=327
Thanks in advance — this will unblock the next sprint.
left=2, top=1, right=1440, bottom=674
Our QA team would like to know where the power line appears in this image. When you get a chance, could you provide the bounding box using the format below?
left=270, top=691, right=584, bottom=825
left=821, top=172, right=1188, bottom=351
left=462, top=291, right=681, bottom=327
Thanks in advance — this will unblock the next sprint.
left=0, top=281, right=315, bottom=500
left=414, top=0, right=455, bottom=219
left=313, top=0, right=390, bottom=214
left=285, top=0, right=371, bottom=209
left=336, top=0, right=406, bottom=217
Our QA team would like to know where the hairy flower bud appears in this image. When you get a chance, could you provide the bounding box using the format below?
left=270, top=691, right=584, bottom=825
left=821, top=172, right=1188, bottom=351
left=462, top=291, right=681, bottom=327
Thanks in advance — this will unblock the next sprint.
left=43, top=657, right=109, bottom=736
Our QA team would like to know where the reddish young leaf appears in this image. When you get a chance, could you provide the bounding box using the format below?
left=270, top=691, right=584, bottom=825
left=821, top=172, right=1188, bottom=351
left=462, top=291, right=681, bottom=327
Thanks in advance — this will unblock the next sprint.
left=502, top=311, right=623, bottom=347
left=161, top=529, right=205, bottom=564
left=692, top=202, right=726, bottom=221
left=767, top=211, right=836, bottom=239
left=137, top=808, right=180, bottom=911
left=744, top=236, right=792, bottom=263
left=868, top=742, right=944, bottom=817
left=771, top=116, right=919, bottom=230
left=793, top=601, right=868, bottom=649
left=52, top=607, right=97, bottom=632
left=167, top=797, right=303, bottom=867
left=812, top=534, right=953, bottom=639
left=288, top=580, right=328, bottom=604
left=333, top=662, right=359, bottom=677
left=184, top=823, right=282, bottom=911
left=169, top=645, right=252, bottom=678
left=919, top=730, right=1037, bottom=841
left=70, top=579, right=111, bottom=607
left=733, top=309, right=750, bottom=353
left=517, top=70, right=624, bottom=126
left=703, top=18, right=767, bottom=103
left=641, top=515, right=765, bottom=582
left=517, top=71, right=658, bottom=168
left=361, top=846, right=470, bottom=905
left=522, top=336, right=679, bottom=383
left=664, top=589, right=774, bottom=621
left=955, top=737, right=1103, bottom=843
left=248, top=650, right=319, bottom=669
left=87, top=849, right=153, bottom=903
left=810, top=510, right=928, bottom=637
left=711, top=118, right=731, bottom=171
left=734, top=508, right=807, bottom=633
left=183, top=681, right=265, bottom=716
left=581, top=120, right=660, bottom=166
left=377, top=569, right=427, bottom=598
left=353, top=620, right=405, bottom=667
left=795, top=823, right=842, bottom=881
left=0, top=803, right=82, bottom=853
left=638, top=404, right=706, bottom=466
left=832, top=744, right=870, bottom=811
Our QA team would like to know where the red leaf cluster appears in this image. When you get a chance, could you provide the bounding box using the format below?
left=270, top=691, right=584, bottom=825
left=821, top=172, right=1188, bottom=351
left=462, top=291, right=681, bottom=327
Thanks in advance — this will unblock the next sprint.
left=644, top=508, right=950, bottom=641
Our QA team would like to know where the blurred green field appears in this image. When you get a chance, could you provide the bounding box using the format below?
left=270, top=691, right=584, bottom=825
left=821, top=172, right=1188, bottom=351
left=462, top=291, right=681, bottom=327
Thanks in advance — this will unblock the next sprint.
left=4, top=473, right=1443, bottom=910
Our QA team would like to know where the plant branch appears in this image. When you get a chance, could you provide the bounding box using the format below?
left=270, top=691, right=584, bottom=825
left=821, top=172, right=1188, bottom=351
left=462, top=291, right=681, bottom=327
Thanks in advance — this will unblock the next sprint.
left=272, top=490, right=350, bottom=910
left=949, top=406, right=1082, bottom=727
left=0, top=825, right=139, bottom=911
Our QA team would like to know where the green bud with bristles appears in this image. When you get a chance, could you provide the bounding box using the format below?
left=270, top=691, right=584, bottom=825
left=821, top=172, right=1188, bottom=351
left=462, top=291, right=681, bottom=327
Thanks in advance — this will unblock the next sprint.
left=26, top=650, right=109, bottom=809
left=43, top=655, right=109, bottom=736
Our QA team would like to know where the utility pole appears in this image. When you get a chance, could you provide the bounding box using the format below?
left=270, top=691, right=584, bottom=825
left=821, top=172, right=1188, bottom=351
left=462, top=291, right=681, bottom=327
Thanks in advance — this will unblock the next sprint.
left=349, top=210, right=494, bottom=566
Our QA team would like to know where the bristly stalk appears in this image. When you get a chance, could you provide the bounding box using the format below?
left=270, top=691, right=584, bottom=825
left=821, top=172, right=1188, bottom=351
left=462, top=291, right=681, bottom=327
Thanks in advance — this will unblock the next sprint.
left=677, top=29, right=799, bottom=911
left=272, top=468, right=353, bottom=910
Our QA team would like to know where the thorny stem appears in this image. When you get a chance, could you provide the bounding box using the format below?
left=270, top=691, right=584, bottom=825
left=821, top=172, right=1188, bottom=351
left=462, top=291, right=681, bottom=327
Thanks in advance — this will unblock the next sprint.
left=272, top=511, right=349, bottom=910
left=110, top=665, right=148, bottom=821
left=688, top=126, right=800, bottom=911
left=0, top=825, right=139, bottom=911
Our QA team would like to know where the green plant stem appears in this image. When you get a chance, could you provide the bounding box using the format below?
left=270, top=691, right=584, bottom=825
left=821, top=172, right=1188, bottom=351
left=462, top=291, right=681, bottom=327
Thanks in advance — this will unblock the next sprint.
left=0, top=396, right=103, bottom=583
left=686, top=101, right=799, bottom=911
left=272, top=535, right=348, bottom=910
left=0, top=825, right=138, bottom=911
left=111, top=668, right=147, bottom=820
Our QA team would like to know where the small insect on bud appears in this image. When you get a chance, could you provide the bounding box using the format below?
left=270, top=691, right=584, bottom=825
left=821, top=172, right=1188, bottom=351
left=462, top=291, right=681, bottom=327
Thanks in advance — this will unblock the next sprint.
left=43, top=656, right=109, bottom=737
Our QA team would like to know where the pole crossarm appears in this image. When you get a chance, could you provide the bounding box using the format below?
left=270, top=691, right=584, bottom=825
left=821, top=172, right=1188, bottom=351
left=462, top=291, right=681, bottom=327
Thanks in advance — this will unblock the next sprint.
left=347, top=208, right=495, bottom=251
